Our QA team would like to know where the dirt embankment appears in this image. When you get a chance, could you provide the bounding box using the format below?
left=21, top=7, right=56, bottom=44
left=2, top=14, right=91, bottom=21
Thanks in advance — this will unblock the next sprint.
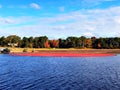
left=35, top=49, right=120, bottom=54
left=8, top=48, right=120, bottom=54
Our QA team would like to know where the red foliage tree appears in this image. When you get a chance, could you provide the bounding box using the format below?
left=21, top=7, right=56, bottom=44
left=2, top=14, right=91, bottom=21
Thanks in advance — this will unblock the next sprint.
left=44, top=41, right=50, bottom=48
left=86, top=39, right=92, bottom=48
left=98, top=43, right=101, bottom=49
left=50, top=40, right=59, bottom=48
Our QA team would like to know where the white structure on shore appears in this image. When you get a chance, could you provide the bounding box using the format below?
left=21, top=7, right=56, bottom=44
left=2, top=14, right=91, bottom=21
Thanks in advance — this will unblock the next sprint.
left=8, top=43, right=18, bottom=47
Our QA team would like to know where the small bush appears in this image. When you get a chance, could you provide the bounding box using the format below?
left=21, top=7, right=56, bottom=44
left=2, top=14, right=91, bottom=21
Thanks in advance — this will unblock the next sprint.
left=1, top=48, right=10, bottom=54
left=31, top=50, right=34, bottom=52
left=23, top=49, right=27, bottom=52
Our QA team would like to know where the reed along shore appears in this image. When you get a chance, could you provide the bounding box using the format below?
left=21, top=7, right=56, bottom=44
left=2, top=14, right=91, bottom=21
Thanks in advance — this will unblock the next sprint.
left=9, top=48, right=119, bottom=57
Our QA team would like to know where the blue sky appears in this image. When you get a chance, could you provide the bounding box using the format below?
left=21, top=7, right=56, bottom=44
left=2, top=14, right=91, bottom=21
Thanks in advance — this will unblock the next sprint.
left=0, top=0, right=120, bottom=39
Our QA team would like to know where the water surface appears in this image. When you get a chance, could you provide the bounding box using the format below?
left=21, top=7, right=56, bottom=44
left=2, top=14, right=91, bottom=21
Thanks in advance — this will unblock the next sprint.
left=0, top=54, right=120, bottom=90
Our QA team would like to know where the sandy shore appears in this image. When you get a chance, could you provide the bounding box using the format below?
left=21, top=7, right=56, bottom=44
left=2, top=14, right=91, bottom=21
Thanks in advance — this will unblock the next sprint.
left=8, top=48, right=120, bottom=54
left=7, top=48, right=120, bottom=57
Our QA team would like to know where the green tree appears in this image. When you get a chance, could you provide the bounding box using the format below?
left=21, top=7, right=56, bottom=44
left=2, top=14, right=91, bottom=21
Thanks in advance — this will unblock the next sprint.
left=21, top=37, right=29, bottom=48
left=6, top=35, right=21, bottom=47
left=33, top=36, right=48, bottom=48
left=28, top=37, right=33, bottom=48
left=59, top=39, right=67, bottom=48
left=0, top=36, right=7, bottom=46
left=33, top=37, right=39, bottom=48
left=38, top=36, right=48, bottom=48
left=66, top=37, right=77, bottom=48
left=79, top=36, right=86, bottom=48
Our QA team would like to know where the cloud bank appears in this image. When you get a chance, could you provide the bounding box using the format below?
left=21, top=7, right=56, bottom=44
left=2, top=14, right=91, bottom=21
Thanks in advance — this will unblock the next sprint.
left=0, top=6, right=120, bottom=38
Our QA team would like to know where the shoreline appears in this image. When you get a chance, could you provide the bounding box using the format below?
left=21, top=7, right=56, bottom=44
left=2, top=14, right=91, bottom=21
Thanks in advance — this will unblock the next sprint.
left=8, top=48, right=120, bottom=54
left=10, top=52, right=115, bottom=57
left=0, top=47, right=119, bottom=57
left=9, top=48, right=119, bottom=57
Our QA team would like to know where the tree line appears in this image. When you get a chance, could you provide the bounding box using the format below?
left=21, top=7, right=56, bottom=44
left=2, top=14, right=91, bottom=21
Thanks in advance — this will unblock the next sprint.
left=0, top=35, right=120, bottom=49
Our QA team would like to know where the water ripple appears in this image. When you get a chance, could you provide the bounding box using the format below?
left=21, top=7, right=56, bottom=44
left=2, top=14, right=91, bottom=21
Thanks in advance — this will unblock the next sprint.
left=0, top=55, right=120, bottom=89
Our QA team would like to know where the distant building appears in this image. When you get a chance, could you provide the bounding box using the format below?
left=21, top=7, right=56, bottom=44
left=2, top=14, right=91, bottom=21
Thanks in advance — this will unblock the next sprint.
left=8, top=43, right=18, bottom=47
left=0, top=48, right=5, bottom=53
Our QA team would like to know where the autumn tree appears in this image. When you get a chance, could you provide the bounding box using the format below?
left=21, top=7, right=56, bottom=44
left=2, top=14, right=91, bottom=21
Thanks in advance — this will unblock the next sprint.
left=49, top=40, right=59, bottom=48
left=0, top=35, right=120, bottom=49
left=33, top=36, right=48, bottom=48
left=86, top=38, right=92, bottom=48
left=44, top=41, right=50, bottom=48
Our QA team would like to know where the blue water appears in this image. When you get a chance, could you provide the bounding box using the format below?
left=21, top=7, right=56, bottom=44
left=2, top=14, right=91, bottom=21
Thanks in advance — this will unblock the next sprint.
left=0, top=54, right=120, bottom=90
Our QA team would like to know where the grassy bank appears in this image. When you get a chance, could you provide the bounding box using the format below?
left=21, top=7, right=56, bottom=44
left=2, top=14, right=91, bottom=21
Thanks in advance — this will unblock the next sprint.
left=2, top=47, right=119, bottom=54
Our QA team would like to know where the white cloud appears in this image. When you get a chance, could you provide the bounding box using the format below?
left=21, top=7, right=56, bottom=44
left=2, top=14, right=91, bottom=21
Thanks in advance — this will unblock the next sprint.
left=83, top=32, right=94, bottom=37
left=0, top=16, right=37, bottom=25
left=0, top=17, right=14, bottom=25
left=30, top=3, right=41, bottom=9
left=39, top=6, right=120, bottom=38
left=1, top=6, right=120, bottom=38
left=114, top=16, right=120, bottom=24
left=4, top=19, right=14, bottom=24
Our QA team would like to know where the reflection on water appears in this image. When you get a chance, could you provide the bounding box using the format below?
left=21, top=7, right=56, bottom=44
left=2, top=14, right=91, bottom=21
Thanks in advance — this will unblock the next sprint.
left=0, top=54, right=120, bottom=90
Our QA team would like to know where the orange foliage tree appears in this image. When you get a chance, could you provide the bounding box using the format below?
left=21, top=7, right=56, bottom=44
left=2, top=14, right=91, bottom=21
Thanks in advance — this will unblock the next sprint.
left=98, top=43, right=101, bottom=49
left=49, top=40, right=59, bottom=48
left=44, top=41, right=50, bottom=48
left=86, top=39, right=92, bottom=48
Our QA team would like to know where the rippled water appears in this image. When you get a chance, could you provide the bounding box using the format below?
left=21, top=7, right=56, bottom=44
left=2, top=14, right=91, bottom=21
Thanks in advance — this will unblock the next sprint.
left=0, top=54, right=120, bottom=90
